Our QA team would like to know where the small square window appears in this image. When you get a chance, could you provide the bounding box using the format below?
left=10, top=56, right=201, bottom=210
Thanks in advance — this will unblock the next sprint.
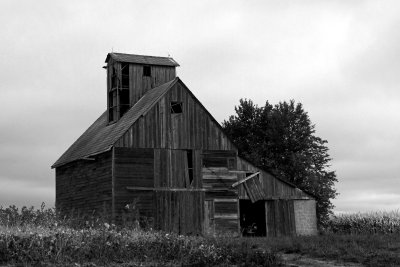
left=143, top=66, right=151, bottom=77
left=171, top=102, right=183, bottom=113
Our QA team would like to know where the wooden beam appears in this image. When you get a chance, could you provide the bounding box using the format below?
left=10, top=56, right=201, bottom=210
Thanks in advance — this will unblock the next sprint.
left=231, top=172, right=260, bottom=188
left=126, top=186, right=240, bottom=193
left=127, top=186, right=206, bottom=192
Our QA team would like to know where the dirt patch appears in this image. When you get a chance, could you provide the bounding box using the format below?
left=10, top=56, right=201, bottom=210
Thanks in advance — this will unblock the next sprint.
left=280, top=253, right=364, bottom=267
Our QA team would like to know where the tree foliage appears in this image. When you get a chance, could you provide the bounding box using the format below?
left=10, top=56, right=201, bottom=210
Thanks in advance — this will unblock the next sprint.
left=222, top=99, right=337, bottom=226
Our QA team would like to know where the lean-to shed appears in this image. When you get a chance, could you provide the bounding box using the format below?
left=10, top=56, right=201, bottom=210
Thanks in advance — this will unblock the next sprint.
left=52, top=52, right=318, bottom=236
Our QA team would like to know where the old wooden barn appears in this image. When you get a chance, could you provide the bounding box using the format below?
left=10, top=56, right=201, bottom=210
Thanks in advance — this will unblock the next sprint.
left=52, top=52, right=317, bottom=237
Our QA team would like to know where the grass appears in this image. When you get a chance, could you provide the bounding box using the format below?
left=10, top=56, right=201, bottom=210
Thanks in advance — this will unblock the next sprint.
left=0, top=204, right=279, bottom=266
left=261, top=233, right=400, bottom=267
left=1, top=204, right=400, bottom=266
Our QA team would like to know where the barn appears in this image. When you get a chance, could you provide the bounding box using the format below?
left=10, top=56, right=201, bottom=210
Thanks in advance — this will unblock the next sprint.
left=52, top=52, right=317, bottom=237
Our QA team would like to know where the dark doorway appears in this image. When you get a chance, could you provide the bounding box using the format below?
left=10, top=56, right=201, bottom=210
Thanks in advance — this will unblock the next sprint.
left=240, top=200, right=266, bottom=236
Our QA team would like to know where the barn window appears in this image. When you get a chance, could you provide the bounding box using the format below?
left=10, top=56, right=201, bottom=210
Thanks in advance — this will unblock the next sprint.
left=121, top=63, right=129, bottom=89
left=171, top=102, right=183, bottom=113
left=143, top=65, right=151, bottom=77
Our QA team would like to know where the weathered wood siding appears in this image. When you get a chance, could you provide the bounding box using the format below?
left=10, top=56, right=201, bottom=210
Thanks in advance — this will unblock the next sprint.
left=129, top=64, right=176, bottom=105
left=55, top=151, right=112, bottom=217
left=154, top=149, right=202, bottom=188
left=113, top=147, right=154, bottom=223
left=237, top=157, right=312, bottom=200
left=114, top=82, right=237, bottom=150
left=154, top=191, right=204, bottom=235
left=265, top=200, right=296, bottom=237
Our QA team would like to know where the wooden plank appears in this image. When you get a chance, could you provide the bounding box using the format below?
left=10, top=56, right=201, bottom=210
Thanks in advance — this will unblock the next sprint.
left=232, top=172, right=260, bottom=187
left=127, top=186, right=206, bottom=192
left=214, top=198, right=237, bottom=202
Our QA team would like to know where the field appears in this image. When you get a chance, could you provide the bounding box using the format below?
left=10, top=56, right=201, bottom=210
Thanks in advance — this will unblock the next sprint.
left=0, top=205, right=399, bottom=266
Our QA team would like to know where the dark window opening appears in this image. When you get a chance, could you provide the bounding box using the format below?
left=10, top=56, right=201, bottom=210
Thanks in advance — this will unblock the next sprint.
left=120, top=90, right=130, bottom=104
left=187, top=150, right=194, bottom=185
left=143, top=65, right=151, bottom=77
left=240, top=200, right=266, bottom=236
left=121, top=75, right=129, bottom=88
left=121, top=63, right=129, bottom=89
left=121, top=63, right=129, bottom=75
left=203, top=157, right=228, bottom=168
left=171, top=102, right=183, bottom=113
left=118, top=89, right=130, bottom=117
left=119, top=105, right=130, bottom=117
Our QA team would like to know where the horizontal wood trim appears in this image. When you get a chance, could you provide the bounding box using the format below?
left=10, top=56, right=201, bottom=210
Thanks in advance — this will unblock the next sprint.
left=214, top=198, right=238, bottom=203
left=214, top=214, right=238, bottom=219
left=239, top=195, right=312, bottom=200
left=127, top=186, right=206, bottom=192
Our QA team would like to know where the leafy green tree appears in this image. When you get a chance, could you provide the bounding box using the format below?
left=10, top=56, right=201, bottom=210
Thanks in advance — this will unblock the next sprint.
left=222, top=99, right=337, bottom=226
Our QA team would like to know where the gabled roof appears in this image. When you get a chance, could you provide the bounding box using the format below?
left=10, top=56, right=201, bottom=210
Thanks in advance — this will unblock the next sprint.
left=106, top=52, right=180, bottom=67
left=52, top=78, right=178, bottom=168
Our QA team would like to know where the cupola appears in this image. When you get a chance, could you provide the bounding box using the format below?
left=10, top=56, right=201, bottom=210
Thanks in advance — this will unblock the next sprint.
left=105, top=52, right=179, bottom=123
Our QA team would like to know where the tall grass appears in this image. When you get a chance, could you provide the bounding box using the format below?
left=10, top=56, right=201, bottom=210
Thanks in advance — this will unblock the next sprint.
left=0, top=204, right=278, bottom=266
left=325, top=210, right=400, bottom=234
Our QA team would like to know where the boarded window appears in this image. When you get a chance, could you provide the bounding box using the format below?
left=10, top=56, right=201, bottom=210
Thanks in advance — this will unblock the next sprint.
left=202, top=150, right=237, bottom=169
left=171, top=102, right=183, bottom=113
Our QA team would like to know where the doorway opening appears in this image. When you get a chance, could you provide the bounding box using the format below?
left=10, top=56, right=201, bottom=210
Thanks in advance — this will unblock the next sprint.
left=239, top=199, right=266, bottom=236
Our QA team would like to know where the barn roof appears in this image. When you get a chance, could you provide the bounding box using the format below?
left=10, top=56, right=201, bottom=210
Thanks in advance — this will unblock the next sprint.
left=105, top=52, right=180, bottom=67
left=51, top=78, right=178, bottom=168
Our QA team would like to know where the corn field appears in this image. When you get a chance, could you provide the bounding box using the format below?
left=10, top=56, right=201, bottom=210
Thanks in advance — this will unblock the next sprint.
left=325, top=210, right=400, bottom=234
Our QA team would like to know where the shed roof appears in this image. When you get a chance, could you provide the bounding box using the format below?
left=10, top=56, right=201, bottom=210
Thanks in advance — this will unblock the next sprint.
left=52, top=78, right=178, bottom=168
left=105, top=52, right=180, bottom=67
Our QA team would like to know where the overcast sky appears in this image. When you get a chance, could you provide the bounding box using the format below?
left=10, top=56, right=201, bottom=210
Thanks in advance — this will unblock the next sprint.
left=1, top=0, right=399, bottom=213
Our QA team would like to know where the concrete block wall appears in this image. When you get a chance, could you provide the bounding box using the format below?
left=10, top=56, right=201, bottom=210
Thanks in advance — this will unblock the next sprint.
left=294, top=200, right=318, bottom=235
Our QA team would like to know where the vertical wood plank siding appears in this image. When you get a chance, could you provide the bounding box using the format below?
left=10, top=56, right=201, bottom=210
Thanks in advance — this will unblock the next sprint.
left=129, top=65, right=176, bottom=105
left=114, top=83, right=237, bottom=151
left=265, top=200, right=296, bottom=237
left=154, top=149, right=202, bottom=189
left=55, top=151, right=112, bottom=217
left=154, top=191, right=204, bottom=235
left=237, top=157, right=312, bottom=200
left=113, top=147, right=154, bottom=223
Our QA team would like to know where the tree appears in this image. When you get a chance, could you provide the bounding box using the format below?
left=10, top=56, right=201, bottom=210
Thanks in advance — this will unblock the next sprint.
left=222, top=99, right=337, bottom=226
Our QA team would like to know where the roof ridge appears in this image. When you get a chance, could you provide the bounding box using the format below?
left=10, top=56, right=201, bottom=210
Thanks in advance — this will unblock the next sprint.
left=111, top=52, right=174, bottom=59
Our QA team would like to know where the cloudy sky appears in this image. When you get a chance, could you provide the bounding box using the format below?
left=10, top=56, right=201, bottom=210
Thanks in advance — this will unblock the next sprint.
left=1, top=0, right=399, bottom=213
